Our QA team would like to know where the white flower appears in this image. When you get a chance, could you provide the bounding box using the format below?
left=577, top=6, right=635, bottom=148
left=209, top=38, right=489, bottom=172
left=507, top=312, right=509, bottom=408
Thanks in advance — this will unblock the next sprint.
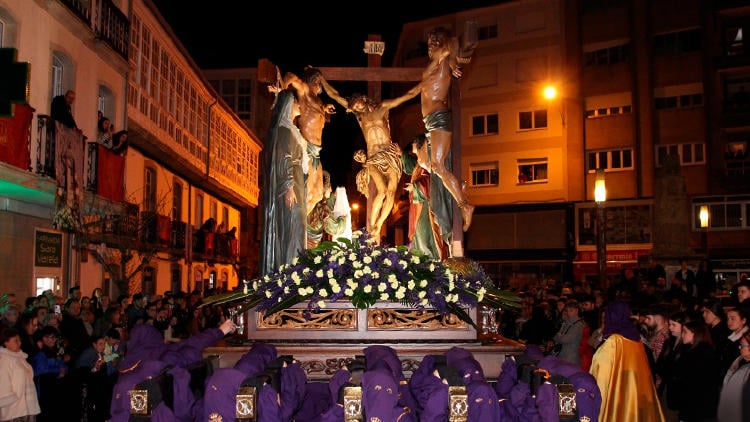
left=327, top=269, right=334, bottom=278
left=283, top=286, right=290, bottom=294
left=265, top=290, right=273, bottom=298
left=331, top=284, right=341, bottom=294
left=354, top=270, right=364, bottom=278
left=380, top=293, right=389, bottom=301
left=319, top=289, right=329, bottom=298
left=411, top=255, right=421, bottom=264
left=372, top=271, right=379, bottom=279
left=277, top=279, right=284, bottom=287
left=429, top=263, right=435, bottom=272
left=418, top=291, right=426, bottom=299
left=399, top=260, right=407, bottom=269
left=448, top=280, right=455, bottom=291
left=349, top=253, right=357, bottom=261
left=292, top=257, right=299, bottom=265
left=363, top=285, right=372, bottom=293
left=346, top=278, right=356, bottom=288
left=352, top=261, right=363, bottom=269
left=421, top=298, right=429, bottom=306
left=395, top=290, right=405, bottom=300
left=316, top=269, right=324, bottom=278
left=378, top=282, right=387, bottom=292
left=314, top=255, right=322, bottom=264
left=363, top=266, right=372, bottom=274
left=363, top=256, right=372, bottom=264
left=344, top=288, right=354, bottom=297
left=383, top=258, right=392, bottom=266
left=317, top=300, right=327, bottom=308
left=407, top=280, right=416, bottom=290
left=298, top=287, right=309, bottom=296
left=420, top=280, right=428, bottom=288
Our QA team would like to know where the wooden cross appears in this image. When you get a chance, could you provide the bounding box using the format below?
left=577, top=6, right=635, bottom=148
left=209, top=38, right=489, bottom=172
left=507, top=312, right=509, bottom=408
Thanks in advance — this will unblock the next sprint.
left=259, top=34, right=466, bottom=247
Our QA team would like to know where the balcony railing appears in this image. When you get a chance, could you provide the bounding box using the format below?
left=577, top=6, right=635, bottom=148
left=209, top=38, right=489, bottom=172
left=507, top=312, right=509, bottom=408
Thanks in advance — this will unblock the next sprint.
left=193, top=228, right=239, bottom=263
left=57, top=0, right=128, bottom=59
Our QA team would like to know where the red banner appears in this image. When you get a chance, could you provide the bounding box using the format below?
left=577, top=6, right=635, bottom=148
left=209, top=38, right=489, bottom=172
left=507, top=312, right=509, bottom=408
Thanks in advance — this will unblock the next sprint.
left=96, top=145, right=125, bottom=202
left=0, top=104, right=33, bottom=170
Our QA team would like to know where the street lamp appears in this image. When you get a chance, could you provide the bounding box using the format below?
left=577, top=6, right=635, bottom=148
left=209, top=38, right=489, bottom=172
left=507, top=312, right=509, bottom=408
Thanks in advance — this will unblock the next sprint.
left=594, top=169, right=607, bottom=288
left=699, top=205, right=710, bottom=256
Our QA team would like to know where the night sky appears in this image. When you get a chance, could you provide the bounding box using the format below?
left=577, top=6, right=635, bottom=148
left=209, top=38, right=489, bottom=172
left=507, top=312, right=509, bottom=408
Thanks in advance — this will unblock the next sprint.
left=152, top=1, right=502, bottom=189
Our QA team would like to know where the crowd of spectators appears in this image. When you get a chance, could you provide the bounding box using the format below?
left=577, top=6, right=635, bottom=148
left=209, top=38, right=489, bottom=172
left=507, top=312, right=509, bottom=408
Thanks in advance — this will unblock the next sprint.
left=0, top=286, right=229, bottom=421
left=496, top=263, right=750, bottom=422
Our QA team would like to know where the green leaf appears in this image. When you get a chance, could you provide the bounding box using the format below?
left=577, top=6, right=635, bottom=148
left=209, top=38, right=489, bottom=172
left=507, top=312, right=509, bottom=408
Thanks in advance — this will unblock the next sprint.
left=264, top=293, right=305, bottom=318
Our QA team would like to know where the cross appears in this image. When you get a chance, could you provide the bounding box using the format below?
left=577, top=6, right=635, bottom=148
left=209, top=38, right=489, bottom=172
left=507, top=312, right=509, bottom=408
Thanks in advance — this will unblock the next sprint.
left=259, top=34, right=466, bottom=246
left=0, top=48, right=31, bottom=117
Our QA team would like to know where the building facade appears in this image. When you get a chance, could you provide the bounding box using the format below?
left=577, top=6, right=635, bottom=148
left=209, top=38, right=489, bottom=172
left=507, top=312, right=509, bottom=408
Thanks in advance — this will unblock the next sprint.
left=0, top=0, right=261, bottom=301
left=389, top=0, right=750, bottom=290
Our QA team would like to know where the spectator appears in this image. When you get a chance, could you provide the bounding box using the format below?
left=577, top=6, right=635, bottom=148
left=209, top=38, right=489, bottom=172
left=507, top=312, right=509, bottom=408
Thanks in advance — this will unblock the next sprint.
left=718, top=306, right=749, bottom=380
left=59, top=298, right=89, bottom=363
left=716, top=330, right=750, bottom=422
left=674, top=259, right=697, bottom=298
left=14, top=311, right=40, bottom=362
left=552, top=299, right=585, bottom=367
left=702, top=297, right=730, bottom=353
left=1, top=304, right=19, bottom=330
left=0, top=327, right=41, bottom=421
left=672, top=320, right=721, bottom=421
left=50, top=90, right=78, bottom=129
left=125, top=293, right=146, bottom=329
left=32, top=326, right=71, bottom=422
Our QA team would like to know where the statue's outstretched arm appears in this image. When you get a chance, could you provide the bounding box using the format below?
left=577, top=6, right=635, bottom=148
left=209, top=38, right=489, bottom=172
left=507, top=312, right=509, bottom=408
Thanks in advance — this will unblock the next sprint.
left=320, top=77, right=348, bottom=109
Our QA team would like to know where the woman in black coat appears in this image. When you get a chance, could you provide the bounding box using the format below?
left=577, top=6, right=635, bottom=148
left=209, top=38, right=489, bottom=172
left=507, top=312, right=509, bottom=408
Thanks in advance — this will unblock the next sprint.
left=672, top=320, right=721, bottom=422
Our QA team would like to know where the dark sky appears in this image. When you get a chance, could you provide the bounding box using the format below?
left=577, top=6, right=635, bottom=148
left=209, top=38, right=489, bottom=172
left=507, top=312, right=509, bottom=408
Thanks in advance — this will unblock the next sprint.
left=151, top=1, right=500, bottom=189
left=152, top=1, right=501, bottom=70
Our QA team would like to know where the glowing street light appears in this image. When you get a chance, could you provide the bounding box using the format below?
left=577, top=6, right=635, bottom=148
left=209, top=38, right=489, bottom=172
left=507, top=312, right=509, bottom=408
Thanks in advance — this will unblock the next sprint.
left=699, top=205, right=710, bottom=257
left=594, top=169, right=607, bottom=288
left=543, top=84, right=558, bottom=100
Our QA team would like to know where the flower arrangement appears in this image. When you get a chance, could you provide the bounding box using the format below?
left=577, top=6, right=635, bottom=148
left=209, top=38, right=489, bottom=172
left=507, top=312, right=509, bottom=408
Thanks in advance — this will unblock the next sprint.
left=204, top=230, right=521, bottom=327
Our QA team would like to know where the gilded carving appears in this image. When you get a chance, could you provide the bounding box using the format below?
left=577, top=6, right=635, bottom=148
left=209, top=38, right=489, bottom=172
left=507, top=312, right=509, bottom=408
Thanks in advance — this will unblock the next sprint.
left=367, top=308, right=467, bottom=329
left=258, top=308, right=356, bottom=329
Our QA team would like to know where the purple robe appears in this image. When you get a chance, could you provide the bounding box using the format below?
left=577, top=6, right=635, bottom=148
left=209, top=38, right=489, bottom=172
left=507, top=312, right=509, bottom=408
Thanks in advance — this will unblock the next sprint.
left=361, top=367, right=416, bottom=422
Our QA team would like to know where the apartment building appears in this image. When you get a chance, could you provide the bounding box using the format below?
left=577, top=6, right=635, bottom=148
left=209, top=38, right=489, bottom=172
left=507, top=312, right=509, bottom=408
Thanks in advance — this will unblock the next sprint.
left=0, top=0, right=261, bottom=300
left=389, top=0, right=750, bottom=289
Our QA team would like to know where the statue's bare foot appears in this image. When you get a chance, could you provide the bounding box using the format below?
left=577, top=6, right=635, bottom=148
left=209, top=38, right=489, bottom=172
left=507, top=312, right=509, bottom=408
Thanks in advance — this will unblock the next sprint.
left=460, top=203, right=475, bottom=232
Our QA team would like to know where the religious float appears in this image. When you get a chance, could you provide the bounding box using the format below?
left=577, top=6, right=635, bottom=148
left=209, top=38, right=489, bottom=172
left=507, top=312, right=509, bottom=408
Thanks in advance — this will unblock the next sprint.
left=203, top=230, right=525, bottom=381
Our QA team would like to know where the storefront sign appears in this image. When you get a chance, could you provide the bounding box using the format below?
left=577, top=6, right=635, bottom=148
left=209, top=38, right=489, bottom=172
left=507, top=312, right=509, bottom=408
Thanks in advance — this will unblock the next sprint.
left=35, top=229, right=62, bottom=267
left=575, top=249, right=650, bottom=264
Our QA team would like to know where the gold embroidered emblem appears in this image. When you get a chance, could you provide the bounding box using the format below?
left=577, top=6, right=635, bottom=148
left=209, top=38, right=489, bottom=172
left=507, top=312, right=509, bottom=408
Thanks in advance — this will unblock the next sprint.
left=208, top=412, right=223, bottom=422
left=128, top=389, right=148, bottom=415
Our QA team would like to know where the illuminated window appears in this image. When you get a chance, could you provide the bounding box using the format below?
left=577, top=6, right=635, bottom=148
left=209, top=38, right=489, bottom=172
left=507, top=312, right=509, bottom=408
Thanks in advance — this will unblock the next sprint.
left=517, top=158, right=548, bottom=183
left=470, top=162, right=499, bottom=187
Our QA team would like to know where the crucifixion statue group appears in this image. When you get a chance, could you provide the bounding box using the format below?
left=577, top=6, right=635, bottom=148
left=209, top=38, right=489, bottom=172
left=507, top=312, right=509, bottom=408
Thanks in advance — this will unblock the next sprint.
left=260, top=26, right=478, bottom=277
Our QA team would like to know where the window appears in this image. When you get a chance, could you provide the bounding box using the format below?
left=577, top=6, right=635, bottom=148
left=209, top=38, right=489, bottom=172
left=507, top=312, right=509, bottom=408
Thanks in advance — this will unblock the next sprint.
left=51, top=55, right=64, bottom=98
left=655, top=94, right=702, bottom=109
left=654, top=28, right=701, bottom=55
left=195, top=193, right=204, bottom=227
left=470, top=162, right=499, bottom=187
left=517, top=158, right=548, bottom=183
left=584, top=44, right=629, bottom=66
left=587, top=149, right=633, bottom=171
left=655, top=143, right=705, bottom=166
left=478, top=24, right=498, bottom=40
left=210, top=200, right=218, bottom=222
left=577, top=201, right=652, bottom=245
left=518, top=109, right=547, bottom=130
left=471, top=113, right=498, bottom=136
left=692, top=197, right=750, bottom=230
left=585, top=105, right=632, bottom=118
left=222, top=206, right=229, bottom=228
left=144, top=167, right=156, bottom=212
left=172, top=181, right=183, bottom=221
left=726, top=26, right=744, bottom=56
left=0, top=17, right=4, bottom=47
